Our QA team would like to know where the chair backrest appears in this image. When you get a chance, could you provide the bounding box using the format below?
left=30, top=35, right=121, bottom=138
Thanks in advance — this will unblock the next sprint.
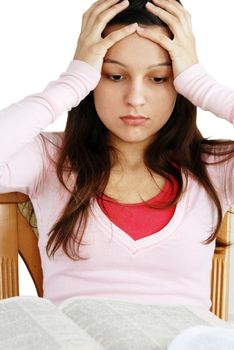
left=0, top=192, right=231, bottom=320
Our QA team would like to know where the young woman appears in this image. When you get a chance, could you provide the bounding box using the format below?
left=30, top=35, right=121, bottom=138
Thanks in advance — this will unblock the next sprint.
left=0, top=0, right=233, bottom=308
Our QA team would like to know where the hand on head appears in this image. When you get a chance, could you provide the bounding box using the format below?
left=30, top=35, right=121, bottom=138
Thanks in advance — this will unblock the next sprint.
left=136, top=0, right=199, bottom=78
left=73, top=0, right=139, bottom=72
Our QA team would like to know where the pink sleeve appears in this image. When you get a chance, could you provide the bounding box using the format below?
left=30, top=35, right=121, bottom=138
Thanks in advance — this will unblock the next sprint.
left=0, top=60, right=100, bottom=196
left=173, top=63, right=234, bottom=125
left=0, top=60, right=100, bottom=161
left=174, top=63, right=234, bottom=207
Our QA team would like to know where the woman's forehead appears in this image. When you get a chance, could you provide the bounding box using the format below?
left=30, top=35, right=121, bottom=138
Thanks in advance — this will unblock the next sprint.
left=103, top=27, right=171, bottom=68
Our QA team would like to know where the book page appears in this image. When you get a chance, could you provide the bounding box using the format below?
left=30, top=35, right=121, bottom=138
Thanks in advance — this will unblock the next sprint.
left=60, top=296, right=232, bottom=350
left=167, top=325, right=234, bottom=350
left=0, top=296, right=104, bottom=350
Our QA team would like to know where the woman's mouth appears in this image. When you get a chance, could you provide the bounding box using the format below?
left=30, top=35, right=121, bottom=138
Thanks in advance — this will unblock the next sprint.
left=120, top=115, right=149, bottom=126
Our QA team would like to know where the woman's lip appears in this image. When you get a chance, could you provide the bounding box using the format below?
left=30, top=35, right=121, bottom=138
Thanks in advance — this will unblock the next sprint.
left=120, top=117, right=148, bottom=126
left=120, top=115, right=147, bottom=119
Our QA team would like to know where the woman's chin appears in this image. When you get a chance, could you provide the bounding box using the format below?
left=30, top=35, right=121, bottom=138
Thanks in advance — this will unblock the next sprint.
left=108, top=132, right=155, bottom=146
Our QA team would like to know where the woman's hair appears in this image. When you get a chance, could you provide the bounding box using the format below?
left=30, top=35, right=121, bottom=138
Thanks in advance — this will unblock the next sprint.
left=42, top=0, right=233, bottom=260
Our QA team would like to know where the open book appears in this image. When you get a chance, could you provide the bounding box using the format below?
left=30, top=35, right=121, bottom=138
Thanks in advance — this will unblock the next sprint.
left=0, top=295, right=233, bottom=350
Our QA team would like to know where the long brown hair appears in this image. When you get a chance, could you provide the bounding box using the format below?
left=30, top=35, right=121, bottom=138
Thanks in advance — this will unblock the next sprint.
left=43, top=0, right=234, bottom=260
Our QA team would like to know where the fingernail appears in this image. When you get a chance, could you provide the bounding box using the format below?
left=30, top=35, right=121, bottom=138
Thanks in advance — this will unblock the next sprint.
left=129, top=22, right=138, bottom=28
left=121, top=0, right=129, bottom=5
left=137, top=26, right=144, bottom=32
left=146, top=2, right=154, bottom=7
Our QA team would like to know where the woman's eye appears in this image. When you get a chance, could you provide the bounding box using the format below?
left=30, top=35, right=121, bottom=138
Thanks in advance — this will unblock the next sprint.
left=152, top=77, right=166, bottom=84
left=107, top=75, right=123, bottom=81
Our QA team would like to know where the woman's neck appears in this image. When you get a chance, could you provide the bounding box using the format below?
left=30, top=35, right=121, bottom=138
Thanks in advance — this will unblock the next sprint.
left=109, top=136, right=153, bottom=173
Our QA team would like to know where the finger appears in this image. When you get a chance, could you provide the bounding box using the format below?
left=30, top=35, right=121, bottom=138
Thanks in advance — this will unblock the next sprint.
left=84, top=0, right=129, bottom=32
left=81, top=0, right=116, bottom=26
left=103, top=23, right=139, bottom=50
left=147, top=0, right=184, bottom=18
left=145, top=1, right=190, bottom=35
left=94, top=0, right=130, bottom=36
left=84, top=0, right=122, bottom=17
left=136, top=26, right=172, bottom=53
left=152, top=0, right=193, bottom=24
left=152, top=0, right=192, bottom=25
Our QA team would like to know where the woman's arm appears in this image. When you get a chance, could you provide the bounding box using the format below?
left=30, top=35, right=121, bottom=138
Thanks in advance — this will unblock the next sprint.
left=0, top=60, right=100, bottom=162
left=173, top=63, right=234, bottom=124
left=0, top=60, right=100, bottom=196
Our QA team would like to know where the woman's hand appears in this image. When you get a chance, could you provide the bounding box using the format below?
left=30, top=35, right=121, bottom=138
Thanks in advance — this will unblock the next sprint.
left=136, top=0, right=199, bottom=78
left=73, top=0, right=139, bottom=72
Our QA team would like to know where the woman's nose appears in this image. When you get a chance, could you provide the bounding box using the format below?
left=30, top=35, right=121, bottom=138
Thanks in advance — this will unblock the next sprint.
left=124, top=84, right=146, bottom=107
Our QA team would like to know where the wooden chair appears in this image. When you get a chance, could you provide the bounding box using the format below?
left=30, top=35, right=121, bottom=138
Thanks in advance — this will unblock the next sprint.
left=0, top=192, right=43, bottom=298
left=0, top=192, right=232, bottom=320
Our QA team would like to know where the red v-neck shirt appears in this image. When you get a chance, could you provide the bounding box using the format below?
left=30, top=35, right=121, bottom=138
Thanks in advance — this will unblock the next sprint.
left=97, top=176, right=178, bottom=240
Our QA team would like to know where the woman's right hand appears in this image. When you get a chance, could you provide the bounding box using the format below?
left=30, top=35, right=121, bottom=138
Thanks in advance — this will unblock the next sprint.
left=73, top=0, right=138, bottom=72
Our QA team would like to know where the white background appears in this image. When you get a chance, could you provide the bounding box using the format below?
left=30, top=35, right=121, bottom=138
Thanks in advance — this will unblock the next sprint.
left=0, top=0, right=233, bottom=318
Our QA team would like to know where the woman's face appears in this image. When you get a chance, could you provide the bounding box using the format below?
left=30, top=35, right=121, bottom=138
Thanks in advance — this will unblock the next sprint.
left=93, top=25, right=177, bottom=148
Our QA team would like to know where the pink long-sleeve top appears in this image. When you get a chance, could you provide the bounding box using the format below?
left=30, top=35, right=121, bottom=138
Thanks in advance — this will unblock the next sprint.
left=0, top=61, right=233, bottom=308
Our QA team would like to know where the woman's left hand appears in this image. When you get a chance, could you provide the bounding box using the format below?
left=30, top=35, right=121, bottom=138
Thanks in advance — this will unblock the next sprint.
left=136, top=0, right=199, bottom=78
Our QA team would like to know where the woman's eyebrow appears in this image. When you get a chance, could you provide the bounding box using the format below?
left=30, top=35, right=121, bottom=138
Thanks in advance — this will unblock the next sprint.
left=103, top=58, right=172, bottom=68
